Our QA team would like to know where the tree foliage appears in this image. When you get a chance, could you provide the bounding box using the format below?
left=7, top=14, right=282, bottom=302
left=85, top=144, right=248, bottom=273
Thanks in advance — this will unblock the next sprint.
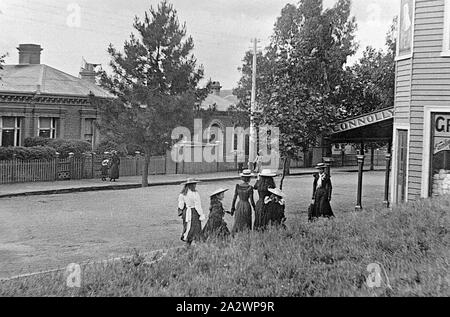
left=234, top=0, right=358, bottom=161
left=94, top=1, right=208, bottom=186
left=0, top=53, right=7, bottom=79
left=338, top=17, right=397, bottom=118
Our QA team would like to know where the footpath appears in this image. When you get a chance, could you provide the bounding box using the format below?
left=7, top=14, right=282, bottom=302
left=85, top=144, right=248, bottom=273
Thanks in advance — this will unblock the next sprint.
left=0, top=166, right=385, bottom=199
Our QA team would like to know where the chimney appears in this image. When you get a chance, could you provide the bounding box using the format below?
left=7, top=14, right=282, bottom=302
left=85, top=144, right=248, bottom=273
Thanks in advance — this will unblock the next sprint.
left=17, top=44, right=43, bottom=65
left=211, top=81, right=222, bottom=96
left=79, top=60, right=100, bottom=84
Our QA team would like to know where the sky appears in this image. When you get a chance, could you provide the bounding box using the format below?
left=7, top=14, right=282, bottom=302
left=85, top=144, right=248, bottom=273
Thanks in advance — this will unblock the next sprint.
left=0, top=0, right=400, bottom=89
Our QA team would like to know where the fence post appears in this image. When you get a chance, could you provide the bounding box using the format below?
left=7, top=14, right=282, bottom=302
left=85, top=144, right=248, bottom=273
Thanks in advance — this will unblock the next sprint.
left=91, top=152, right=95, bottom=179
left=12, top=154, right=17, bottom=183
left=135, top=152, right=140, bottom=176
left=55, top=152, right=60, bottom=181
left=69, top=152, right=74, bottom=180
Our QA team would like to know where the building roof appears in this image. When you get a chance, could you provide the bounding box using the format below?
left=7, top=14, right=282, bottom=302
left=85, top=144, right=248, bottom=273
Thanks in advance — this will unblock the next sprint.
left=200, top=93, right=236, bottom=112
left=0, top=64, right=114, bottom=98
left=219, top=89, right=239, bottom=105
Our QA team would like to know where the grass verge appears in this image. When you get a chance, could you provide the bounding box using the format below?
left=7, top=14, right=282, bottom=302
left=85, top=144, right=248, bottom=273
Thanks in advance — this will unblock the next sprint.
left=1, top=196, right=449, bottom=297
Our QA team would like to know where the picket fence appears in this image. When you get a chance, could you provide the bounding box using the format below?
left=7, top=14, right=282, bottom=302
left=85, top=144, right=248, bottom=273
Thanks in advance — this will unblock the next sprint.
left=0, top=152, right=384, bottom=185
left=0, top=155, right=167, bottom=185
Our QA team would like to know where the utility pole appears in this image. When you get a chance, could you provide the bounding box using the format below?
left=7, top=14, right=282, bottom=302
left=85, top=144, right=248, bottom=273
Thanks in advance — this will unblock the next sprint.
left=248, top=38, right=258, bottom=171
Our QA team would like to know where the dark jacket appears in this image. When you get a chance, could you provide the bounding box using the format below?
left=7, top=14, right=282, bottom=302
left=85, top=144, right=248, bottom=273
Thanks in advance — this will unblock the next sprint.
left=312, top=172, right=332, bottom=201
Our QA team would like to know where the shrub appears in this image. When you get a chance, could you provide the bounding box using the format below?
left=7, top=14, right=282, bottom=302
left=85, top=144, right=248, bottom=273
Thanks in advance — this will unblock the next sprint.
left=47, top=139, right=92, bottom=159
left=0, top=146, right=57, bottom=160
left=94, top=139, right=127, bottom=156
left=24, top=137, right=50, bottom=147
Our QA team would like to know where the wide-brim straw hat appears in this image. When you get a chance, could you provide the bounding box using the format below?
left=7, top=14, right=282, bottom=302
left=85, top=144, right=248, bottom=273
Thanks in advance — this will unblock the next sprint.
left=259, top=169, right=277, bottom=177
left=101, top=159, right=109, bottom=166
left=315, top=163, right=327, bottom=169
left=181, top=178, right=201, bottom=185
left=240, top=169, right=256, bottom=177
left=268, top=188, right=286, bottom=198
left=210, top=188, right=229, bottom=197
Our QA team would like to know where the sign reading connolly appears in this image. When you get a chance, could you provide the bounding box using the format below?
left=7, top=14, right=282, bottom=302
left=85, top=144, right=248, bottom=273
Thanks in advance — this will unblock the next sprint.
left=171, top=119, right=280, bottom=170
left=332, top=108, right=394, bottom=134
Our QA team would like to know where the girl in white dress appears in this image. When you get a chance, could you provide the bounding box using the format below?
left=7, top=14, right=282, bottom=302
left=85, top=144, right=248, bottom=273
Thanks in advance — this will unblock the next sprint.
left=178, top=179, right=206, bottom=245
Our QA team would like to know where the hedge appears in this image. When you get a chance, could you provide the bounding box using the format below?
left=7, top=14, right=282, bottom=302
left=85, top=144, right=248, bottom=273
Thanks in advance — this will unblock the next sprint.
left=24, top=137, right=51, bottom=147
left=46, top=139, right=92, bottom=159
left=0, top=146, right=57, bottom=160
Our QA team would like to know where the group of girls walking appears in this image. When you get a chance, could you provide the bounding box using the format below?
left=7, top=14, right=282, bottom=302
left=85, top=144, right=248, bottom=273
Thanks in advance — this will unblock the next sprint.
left=177, top=169, right=287, bottom=245
left=177, top=163, right=334, bottom=245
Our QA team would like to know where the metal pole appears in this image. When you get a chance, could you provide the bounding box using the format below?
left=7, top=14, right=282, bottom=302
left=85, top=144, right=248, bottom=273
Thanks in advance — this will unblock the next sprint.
left=383, top=153, right=392, bottom=208
left=355, top=153, right=365, bottom=211
left=370, top=145, right=375, bottom=171
left=248, top=38, right=257, bottom=171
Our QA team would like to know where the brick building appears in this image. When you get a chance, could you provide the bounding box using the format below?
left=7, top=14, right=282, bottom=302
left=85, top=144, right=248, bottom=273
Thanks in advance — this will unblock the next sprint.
left=0, top=44, right=113, bottom=148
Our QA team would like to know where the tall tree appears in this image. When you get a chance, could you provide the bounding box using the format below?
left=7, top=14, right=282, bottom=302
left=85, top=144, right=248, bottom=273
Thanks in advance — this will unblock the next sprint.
left=234, top=0, right=357, bottom=188
left=338, top=17, right=397, bottom=118
left=94, top=0, right=207, bottom=187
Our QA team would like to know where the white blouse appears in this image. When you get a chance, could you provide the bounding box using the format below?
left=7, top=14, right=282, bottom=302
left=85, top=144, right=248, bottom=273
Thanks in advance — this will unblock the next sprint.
left=178, top=190, right=206, bottom=222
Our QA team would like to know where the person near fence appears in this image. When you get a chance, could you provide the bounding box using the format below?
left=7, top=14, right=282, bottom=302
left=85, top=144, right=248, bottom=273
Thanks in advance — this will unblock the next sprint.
left=101, top=159, right=109, bottom=181
left=230, top=170, right=256, bottom=235
left=310, top=163, right=334, bottom=221
left=265, top=188, right=287, bottom=229
left=203, top=188, right=230, bottom=240
left=253, top=169, right=277, bottom=230
left=109, top=151, right=120, bottom=182
left=178, top=178, right=206, bottom=245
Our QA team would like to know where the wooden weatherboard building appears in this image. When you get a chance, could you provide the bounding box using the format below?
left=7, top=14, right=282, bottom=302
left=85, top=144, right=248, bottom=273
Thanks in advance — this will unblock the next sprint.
left=392, top=0, right=450, bottom=203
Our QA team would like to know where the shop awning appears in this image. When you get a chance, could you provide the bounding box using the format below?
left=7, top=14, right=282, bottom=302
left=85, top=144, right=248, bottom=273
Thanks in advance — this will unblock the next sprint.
left=329, top=108, right=394, bottom=143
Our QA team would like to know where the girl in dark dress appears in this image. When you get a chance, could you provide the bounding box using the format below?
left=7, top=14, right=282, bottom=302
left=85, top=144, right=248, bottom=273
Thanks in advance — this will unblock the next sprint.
left=265, top=188, right=287, bottom=229
left=253, top=169, right=277, bottom=230
left=178, top=178, right=206, bottom=245
left=203, top=188, right=230, bottom=240
left=231, top=170, right=256, bottom=234
left=109, top=151, right=120, bottom=182
left=310, top=163, right=334, bottom=221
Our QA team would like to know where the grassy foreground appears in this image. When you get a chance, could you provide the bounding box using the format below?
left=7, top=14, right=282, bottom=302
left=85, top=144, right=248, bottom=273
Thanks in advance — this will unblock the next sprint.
left=1, top=196, right=449, bottom=297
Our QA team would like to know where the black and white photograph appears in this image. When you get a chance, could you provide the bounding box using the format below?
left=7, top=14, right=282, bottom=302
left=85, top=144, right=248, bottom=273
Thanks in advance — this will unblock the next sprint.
left=0, top=0, right=448, bottom=301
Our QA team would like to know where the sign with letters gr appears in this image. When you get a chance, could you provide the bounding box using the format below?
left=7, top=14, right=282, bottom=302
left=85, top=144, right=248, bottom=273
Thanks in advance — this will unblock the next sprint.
left=434, top=114, right=450, bottom=155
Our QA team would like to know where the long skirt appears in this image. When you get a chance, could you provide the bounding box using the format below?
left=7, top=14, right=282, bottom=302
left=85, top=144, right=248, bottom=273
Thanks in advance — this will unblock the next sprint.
left=312, top=188, right=334, bottom=219
left=232, top=201, right=252, bottom=234
left=203, top=216, right=230, bottom=239
left=110, top=163, right=120, bottom=180
left=254, top=199, right=270, bottom=230
left=266, top=203, right=286, bottom=228
left=181, top=208, right=202, bottom=243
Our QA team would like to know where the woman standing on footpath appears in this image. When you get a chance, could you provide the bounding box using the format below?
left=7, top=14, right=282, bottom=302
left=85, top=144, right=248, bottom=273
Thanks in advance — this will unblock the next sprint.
left=178, top=178, right=206, bottom=245
left=231, top=170, right=256, bottom=234
left=203, top=188, right=230, bottom=240
left=109, top=150, right=120, bottom=182
left=253, top=169, right=277, bottom=230
left=310, top=163, right=334, bottom=221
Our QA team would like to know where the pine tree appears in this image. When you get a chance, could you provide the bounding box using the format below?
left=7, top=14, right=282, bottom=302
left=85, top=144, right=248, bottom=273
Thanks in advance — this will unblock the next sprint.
left=94, top=1, right=208, bottom=187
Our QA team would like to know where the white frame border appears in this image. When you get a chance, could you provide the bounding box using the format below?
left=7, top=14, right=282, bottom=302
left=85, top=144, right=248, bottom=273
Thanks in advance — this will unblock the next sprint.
left=391, top=123, right=411, bottom=204
left=421, top=106, right=450, bottom=198
left=442, top=0, right=450, bottom=57
left=396, top=0, right=416, bottom=61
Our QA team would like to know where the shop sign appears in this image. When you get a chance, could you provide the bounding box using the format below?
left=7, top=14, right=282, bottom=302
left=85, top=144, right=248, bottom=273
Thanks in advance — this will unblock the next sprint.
left=332, top=108, right=394, bottom=134
left=434, top=114, right=450, bottom=154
